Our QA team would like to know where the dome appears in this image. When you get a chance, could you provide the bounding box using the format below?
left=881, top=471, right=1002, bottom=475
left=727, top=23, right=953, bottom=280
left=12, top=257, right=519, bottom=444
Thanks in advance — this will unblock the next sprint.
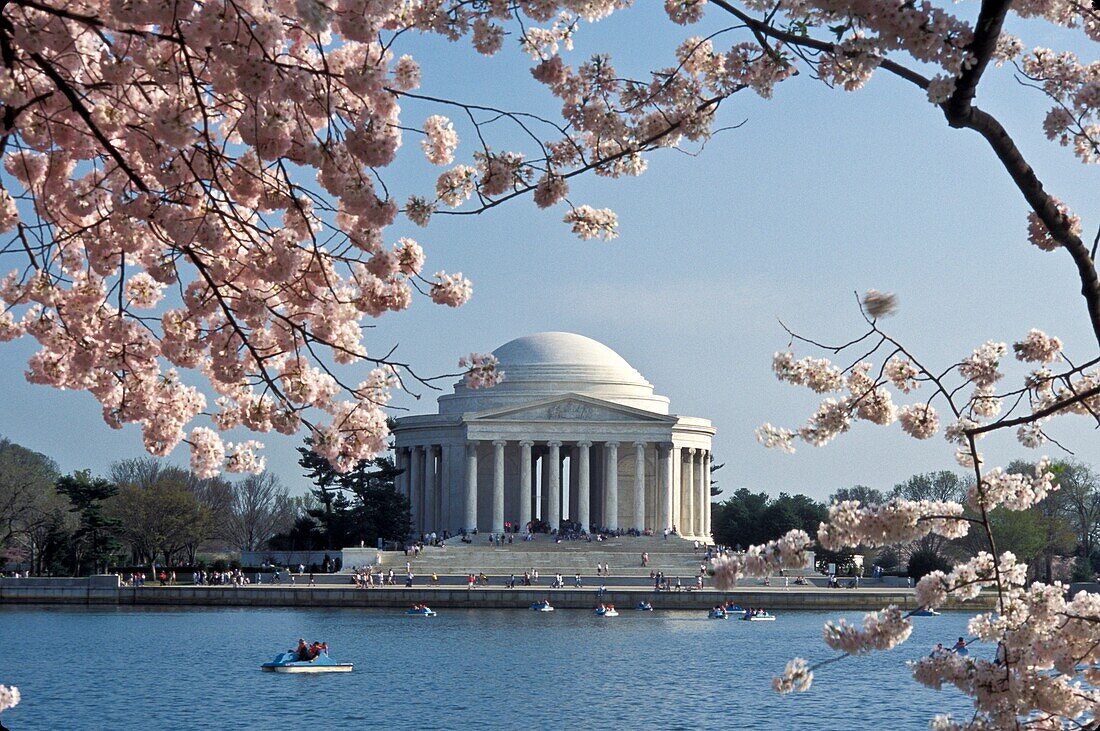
left=437, top=332, right=670, bottom=415
left=492, top=332, right=643, bottom=381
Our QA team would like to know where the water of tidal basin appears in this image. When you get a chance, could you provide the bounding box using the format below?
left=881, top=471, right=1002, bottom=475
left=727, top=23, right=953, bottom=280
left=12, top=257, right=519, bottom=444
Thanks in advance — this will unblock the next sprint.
left=0, top=606, right=979, bottom=730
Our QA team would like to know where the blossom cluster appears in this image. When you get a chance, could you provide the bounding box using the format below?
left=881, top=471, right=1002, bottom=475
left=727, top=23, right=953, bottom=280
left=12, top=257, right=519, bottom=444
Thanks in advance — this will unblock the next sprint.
left=773, top=351, right=844, bottom=393
left=1020, top=49, right=1100, bottom=165
left=0, top=685, right=18, bottom=713
left=1013, top=329, right=1063, bottom=364
left=822, top=606, right=913, bottom=655
left=817, top=498, right=968, bottom=551
left=772, top=658, right=813, bottom=695
left=967, top=458, right=1058, bottom=512
left=915, top=552, right=1027, bottom=609
left=912, top=578, right=1100, bottom=727
left=709, top=529, right=813, bottom=588
left=458, top=353, right=504, bottom=390
left=563, top=206, right=619, bottom=241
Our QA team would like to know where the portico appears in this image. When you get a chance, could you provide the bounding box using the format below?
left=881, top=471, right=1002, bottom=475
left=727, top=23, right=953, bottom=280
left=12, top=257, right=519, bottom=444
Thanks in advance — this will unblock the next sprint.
left=392, top=333, right=715, bottom=540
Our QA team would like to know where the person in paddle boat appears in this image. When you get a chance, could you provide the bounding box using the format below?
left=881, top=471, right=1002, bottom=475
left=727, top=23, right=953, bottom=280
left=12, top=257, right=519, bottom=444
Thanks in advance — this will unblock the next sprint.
left=952, top=637, right=968, bottom=654
left=296, top=638, right=310, bottom=661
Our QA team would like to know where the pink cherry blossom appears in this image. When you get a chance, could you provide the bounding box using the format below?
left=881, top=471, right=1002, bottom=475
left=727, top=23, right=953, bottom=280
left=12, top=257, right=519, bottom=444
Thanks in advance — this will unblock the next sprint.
left=772, top=658, right=813, bottom=694
left=422, top=116, right=460, bottom=166
left=0, top=684, right=18, bottom=713
left=1013, top=329, right=1063, bottom=363
left=563, top=206, right=619, bottom=241
left=898, top=402, right=940, bottom=439
left=755, top=423, right=796, bottom=453
left=459, top=353, right=504, bottom=389
left=823, top=606, right=912, bottom=654
left=430, top=271, right=473, bottom=307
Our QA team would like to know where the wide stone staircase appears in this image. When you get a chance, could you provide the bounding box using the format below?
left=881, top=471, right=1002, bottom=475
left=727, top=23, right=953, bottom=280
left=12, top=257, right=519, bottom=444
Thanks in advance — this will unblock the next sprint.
left=372, top=535, right=712, bottom=578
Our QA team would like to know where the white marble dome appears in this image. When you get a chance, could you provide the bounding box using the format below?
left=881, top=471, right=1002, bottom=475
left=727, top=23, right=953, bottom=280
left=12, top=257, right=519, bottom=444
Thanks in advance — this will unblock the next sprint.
left=437, top=332, right=671, bottom=415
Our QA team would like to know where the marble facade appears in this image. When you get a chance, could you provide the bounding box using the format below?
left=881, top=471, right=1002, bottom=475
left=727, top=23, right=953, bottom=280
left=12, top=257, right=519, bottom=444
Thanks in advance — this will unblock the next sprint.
left=392, top=333, right=715, bottom=539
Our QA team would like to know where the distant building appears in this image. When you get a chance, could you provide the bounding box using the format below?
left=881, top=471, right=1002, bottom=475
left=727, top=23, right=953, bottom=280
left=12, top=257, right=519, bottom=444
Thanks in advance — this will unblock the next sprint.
left=392, top=332, right=715, bottom=538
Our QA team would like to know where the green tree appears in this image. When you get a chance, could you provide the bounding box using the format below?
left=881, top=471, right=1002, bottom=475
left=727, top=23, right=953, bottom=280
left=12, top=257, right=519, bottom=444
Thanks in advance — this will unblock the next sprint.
left=108, top=458, right=216, bottom=566
left=712, top=488, right=770, bottom=547
left=709, top=461, right=725, bottom=499
left=224, top=472, right=296, bottom=551
left=711, top=489, right=825, bottom=548
left=0, top=437, right=61, bottom=564
left=908, top=548, right=953, bottom=581
left=893, top=471, right=967, bottom=559
left=286, top=441, right=411, bottom=549
left=55, top=471, right=121, bottom=575
left=828, top=485, right=887, bottom=505
left=1048, top=462, right=1100, bottom=561
left=1003, top=460, right=1078, bottom=582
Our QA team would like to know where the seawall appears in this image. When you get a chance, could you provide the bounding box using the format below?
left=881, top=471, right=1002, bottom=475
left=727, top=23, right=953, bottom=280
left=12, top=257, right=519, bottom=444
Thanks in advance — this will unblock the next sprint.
left=0, top=576, right=995, bottom=611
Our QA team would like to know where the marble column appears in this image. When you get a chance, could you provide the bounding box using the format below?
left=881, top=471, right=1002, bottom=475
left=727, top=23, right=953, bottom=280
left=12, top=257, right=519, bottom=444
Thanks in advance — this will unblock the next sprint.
left=531, top=450, right=540, bottom=520
left=658, top=443, right=673, bottom=532
left=431, top=445, right=442, bottom=533
left=410, top=446, right=424, bottom=535
left=568, top=447, right=580, bottom=522
left=703, top=450, right=712, bottom=541
left=464, top=441, right=478, bottom=532
left=440, top=445, right=453, bottom=534
left=694, top=449, right=706, bottom=539
left=577, top=441, right=591, bottom=532
left=604, top=441, right=619, bottom=531
left=519, top=440, right=533, bottom=532
left=492, top=440, right=506, bottom=534
left=633, top=441, right=646, bottom=532
left=547, top=441, right=561, bottom=532
left=540, top=451, right=550, bottom=521
left=396, top=448, right=409, bottom=504
left=683, top=448, right=695, bottom=538
left=420, top=447, right=431, bottom=533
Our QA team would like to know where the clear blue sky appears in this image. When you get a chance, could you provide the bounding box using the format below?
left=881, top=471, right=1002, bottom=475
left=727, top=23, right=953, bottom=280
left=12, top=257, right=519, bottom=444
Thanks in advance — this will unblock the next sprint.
left=0, top=5, right=1094, bottom=499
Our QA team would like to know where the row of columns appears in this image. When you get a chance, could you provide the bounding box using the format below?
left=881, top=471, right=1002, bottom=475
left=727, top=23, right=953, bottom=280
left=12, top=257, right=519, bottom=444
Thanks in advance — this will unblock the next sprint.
left=396, top=441, right=711, bottom=540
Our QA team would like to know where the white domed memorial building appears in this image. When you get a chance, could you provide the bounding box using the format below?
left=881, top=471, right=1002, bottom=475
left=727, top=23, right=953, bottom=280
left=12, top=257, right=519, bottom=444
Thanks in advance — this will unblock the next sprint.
left=391, top=333, right=716, bottom=540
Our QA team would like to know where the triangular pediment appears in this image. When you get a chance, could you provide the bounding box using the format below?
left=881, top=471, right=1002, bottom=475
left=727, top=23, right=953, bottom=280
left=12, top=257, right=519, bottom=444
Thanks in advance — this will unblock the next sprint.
left=467, top=394, right=674, bottom=424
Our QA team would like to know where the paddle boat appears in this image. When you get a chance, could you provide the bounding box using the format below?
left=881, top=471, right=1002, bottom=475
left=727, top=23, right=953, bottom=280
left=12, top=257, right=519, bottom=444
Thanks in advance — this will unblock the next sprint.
left=406, top=605, right=437, bottom=617
left=723, top=603, right=744, bottom=612
left=708, top=608, right=728, bottom=620
left=635, top=601, right=654, bottom=611
left=742, top=610, right=776, bottom=621
left=531, top=600, right=555, bottom=612
left=261, top=651, right=353, bottom=674
left=595, top=604, right=619, bottom=617
left=911, top=608, right=941, bottom=617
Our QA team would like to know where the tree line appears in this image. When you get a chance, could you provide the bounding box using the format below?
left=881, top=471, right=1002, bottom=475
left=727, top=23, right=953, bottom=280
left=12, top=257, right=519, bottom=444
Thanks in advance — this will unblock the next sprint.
left=0, top=436, right=411, bottom=575
left=712, top=461, right=1100, bottom=582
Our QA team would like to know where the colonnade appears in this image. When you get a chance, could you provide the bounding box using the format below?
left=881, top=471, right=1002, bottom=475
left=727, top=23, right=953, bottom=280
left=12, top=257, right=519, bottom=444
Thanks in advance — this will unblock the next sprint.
left=395, top=441, right=712, bottom=540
